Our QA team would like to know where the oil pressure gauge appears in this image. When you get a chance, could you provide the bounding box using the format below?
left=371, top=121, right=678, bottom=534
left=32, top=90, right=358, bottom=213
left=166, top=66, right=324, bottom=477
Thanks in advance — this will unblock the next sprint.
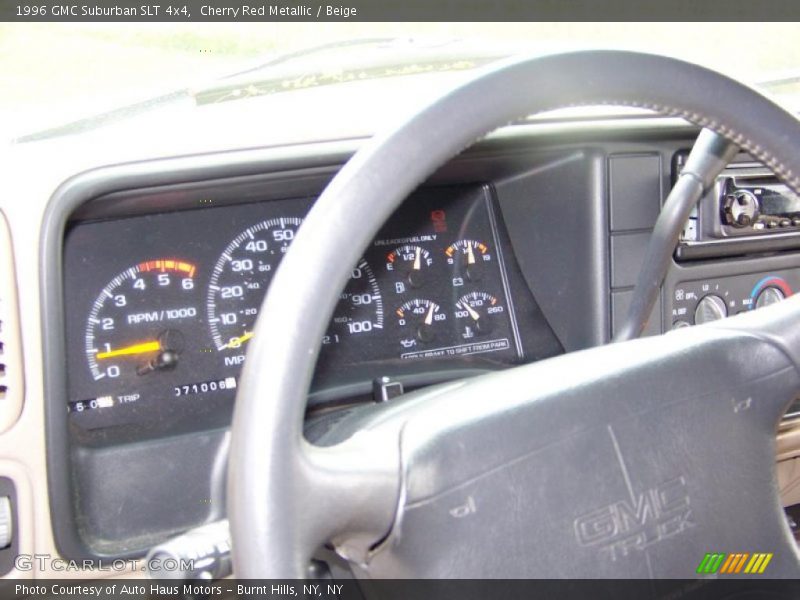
left=395, top=298, right=447, bottom=347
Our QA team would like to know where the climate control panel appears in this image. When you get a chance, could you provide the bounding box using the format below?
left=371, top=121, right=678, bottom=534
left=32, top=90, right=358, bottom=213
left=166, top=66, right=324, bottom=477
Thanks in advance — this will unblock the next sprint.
left=670, top=270, right=797, bottom=329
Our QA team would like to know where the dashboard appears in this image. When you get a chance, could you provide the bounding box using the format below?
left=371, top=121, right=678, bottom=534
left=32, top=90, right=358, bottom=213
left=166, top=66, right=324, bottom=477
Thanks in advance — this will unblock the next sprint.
left=63, top=185, right=559, bottom=444
left=0, top=118, right=785, bottom=568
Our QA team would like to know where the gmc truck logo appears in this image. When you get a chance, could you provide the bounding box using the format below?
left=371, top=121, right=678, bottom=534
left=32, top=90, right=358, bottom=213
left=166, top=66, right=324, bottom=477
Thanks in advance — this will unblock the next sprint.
left=574, top=476, right=694, bottom=561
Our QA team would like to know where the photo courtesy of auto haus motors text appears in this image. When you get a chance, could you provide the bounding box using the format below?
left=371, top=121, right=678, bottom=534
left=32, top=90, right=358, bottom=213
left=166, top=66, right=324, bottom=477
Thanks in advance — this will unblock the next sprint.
left=14, top=583, right=345, bottom=598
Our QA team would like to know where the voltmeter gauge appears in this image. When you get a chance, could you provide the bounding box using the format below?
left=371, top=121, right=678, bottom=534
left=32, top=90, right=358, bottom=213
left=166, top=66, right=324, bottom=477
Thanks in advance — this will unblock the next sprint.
left=386, top=244, right=433, bottom=289
left=85, top=259, right=199, bottom=382
left=445, top=239, right=492, bottom=282
left=454, top=291, right=506, bottom=338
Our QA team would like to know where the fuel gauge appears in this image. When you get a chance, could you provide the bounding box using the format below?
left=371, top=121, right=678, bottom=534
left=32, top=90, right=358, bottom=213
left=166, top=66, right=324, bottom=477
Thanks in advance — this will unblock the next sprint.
left=454, top=291, right=506, bottom=339
left=386, top=244, right=433, bottom=289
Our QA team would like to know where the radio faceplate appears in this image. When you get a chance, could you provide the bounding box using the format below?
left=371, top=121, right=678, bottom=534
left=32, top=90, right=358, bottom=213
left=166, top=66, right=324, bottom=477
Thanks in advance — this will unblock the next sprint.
left=714, top=170, right=800, bottom=237
left=674, top=151, right=800, bottom=260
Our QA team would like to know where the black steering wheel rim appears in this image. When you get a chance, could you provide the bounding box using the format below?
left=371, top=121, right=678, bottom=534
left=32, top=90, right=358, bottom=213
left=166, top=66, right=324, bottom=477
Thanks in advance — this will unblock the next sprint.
left=228, top=50, right=800, bottom=579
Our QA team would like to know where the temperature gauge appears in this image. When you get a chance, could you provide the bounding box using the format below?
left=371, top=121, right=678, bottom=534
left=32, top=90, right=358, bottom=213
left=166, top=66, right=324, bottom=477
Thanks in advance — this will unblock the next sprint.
left=395, top=298, right=447, bottom=347
left=445, top=239, right=492, bottom=282
left=454, top=291, right=506, bottom=339
left=386, top=244, right=433, bottom=289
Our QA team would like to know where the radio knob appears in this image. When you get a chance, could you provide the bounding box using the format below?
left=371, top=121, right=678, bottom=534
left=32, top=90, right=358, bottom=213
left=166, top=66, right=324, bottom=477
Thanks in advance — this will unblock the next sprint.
left=755, top=286, right=785, bottom=309
left=694, top=294, right=728, bottom=325
left=722, top=191, right=759, bottom=228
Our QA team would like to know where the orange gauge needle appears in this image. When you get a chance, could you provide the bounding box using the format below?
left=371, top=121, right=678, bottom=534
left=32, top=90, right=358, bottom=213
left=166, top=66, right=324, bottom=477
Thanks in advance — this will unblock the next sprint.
left=96, top=341, right=160, bottom=360
left=222, top=331, right=254, bottom=350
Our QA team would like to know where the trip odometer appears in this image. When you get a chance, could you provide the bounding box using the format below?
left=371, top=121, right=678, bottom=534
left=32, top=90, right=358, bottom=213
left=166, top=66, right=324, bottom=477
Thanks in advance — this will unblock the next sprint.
left=207, top=217, right=383, bottom=355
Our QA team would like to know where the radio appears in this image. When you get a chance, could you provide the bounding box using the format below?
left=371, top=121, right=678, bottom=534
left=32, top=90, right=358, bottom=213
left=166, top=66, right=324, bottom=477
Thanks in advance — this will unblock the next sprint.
left=716, top=171, right=800, bottom=235
left=674, top=152, right=800, bottom=259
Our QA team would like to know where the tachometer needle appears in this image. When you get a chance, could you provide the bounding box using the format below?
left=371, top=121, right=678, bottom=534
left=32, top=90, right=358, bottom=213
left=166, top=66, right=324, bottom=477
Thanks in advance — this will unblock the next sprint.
left=96, top=340, right=160, bottom=360
left=222, top=331, right=254, bottom=350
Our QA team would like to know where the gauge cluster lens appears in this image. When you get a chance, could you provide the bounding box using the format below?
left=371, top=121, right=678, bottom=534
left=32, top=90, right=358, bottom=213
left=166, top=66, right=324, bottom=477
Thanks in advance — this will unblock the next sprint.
left=62, top=186, right=528, bottom=439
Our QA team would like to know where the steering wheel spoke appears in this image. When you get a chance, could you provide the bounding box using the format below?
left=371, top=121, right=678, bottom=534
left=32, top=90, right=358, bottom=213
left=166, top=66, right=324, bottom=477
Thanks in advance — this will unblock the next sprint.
left=299, top=431, right=402, bottom=566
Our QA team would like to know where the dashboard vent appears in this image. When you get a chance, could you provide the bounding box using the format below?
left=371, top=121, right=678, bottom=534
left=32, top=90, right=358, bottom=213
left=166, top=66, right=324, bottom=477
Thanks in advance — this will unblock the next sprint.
left=0, top=211, right=22, bottom=432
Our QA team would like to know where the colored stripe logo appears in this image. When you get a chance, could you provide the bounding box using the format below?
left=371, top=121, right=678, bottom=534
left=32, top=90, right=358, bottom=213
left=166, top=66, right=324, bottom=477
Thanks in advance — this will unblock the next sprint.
left=696, top=552, right=773, bottom=574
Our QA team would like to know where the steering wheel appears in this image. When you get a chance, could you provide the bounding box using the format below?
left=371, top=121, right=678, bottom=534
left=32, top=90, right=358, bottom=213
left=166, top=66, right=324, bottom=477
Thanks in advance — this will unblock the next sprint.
left=228, top=51, right=800, bottom=578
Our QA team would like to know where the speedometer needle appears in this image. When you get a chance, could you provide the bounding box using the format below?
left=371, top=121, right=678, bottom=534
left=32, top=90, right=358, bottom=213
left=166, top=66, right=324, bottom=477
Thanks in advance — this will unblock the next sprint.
left=221, top=331, right=254, bottom=350
left=97, top=340, right=160, bottom=359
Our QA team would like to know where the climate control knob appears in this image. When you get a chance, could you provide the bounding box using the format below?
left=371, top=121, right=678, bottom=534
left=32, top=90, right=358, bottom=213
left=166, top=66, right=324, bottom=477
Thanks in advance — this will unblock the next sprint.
left=755, top=286, right=785, bottom=309
left=694, top=294, right=728, bottom=324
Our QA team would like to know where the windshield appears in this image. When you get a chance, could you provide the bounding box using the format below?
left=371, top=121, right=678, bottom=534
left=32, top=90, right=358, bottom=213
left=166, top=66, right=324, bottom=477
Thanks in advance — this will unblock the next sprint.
left=3, top=22, right=800, bottom=142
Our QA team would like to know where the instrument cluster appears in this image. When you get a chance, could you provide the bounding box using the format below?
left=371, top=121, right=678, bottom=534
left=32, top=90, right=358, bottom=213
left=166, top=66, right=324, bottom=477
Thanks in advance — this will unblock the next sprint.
left=63, top=186, right=545, bottom=441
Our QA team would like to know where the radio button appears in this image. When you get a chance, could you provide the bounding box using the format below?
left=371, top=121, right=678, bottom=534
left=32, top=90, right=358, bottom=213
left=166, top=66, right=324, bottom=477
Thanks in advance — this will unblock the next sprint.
left=793, top=218, right=800, bottom=227
left=767, top=219, right=779, bottom=229
left=780, top=218, right=792, bottom=228
left=755, top=286, right=785, bottom=309
left=694, top=294, right=728, bottom=325
left=671, top=320, right=691, bottom=330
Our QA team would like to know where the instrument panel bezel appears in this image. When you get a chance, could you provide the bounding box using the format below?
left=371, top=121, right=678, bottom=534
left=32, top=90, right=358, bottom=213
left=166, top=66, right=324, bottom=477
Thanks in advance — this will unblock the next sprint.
left=41, top=142, right=572, bottom=561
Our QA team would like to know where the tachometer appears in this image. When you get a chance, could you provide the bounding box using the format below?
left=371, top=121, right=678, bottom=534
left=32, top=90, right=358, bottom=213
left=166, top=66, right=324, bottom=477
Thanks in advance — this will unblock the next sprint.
left=85, top=259, right=199, bottom=381
left=207, top=218, right=383, bottom=354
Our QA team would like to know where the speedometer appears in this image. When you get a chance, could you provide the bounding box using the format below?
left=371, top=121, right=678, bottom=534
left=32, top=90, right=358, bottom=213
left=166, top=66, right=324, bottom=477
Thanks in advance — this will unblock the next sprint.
left=206, top=217, right=302, bottom=351
left=207, top=218, right=383, bottom=355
